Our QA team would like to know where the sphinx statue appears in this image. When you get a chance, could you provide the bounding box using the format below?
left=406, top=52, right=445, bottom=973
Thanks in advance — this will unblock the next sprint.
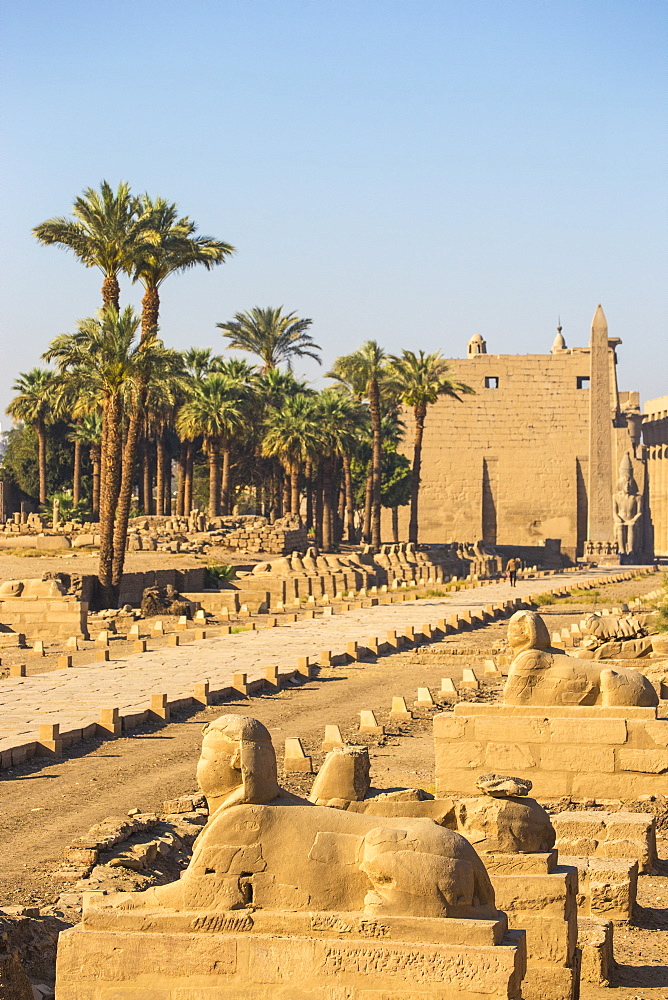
left=504, top=610, right=657, bottom=707
left=613, top=452, right=644, bottom=558
left=0, top=573, right=67, bottom=599
left=99, top=714, right=495, bottom=920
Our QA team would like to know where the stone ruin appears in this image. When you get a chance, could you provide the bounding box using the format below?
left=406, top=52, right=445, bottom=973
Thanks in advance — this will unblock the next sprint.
left=0, top=573, right=88, bottom=647
left=56, top=715, right=526, bottom=999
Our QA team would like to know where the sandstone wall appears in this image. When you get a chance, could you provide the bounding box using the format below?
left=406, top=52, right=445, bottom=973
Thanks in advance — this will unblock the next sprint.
left=644, top=395, right=668, bottom=557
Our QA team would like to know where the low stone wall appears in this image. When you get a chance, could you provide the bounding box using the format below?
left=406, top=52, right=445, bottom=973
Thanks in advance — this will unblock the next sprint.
left=553, top=810, right=656, bottom=873
left=434, top=704, right=668, bottom=800
left=0, top=595, right=88, bottom=640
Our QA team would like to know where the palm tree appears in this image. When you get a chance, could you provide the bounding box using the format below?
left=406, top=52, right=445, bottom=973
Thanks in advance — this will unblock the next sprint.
left=132, top=195, right=234, bottom=340
left=7, top=368, right=59, bottom=503
left=33, top=180, right=141, bottom=309
left=45, top=306, right=182, bottom=602
left=315, top=390, right=364, bottom=548
left=328, top=341, right=388, bottom=548
left=261, top=394, right=321, bottom=516
left=388, top=350, right=474, bottom=543
left=218, top=306, right=320, bottom=372
left=176, top=375, right=243, bottom=518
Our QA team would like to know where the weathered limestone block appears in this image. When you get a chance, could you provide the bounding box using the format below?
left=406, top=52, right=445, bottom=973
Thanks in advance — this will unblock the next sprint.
left=578, top=916, right=614, bottom=987
left=560, top=855, right=638, bottom=923
left=553, top=811, right=656, bottom=873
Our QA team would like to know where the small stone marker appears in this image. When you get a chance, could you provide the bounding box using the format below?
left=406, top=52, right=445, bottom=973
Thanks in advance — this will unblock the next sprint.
left=389, top=695, right=412, bottom=718
left=8, top=663, right=25, bottom=678
left=386, top=630, right=400, bottom=649
left=296, top=656, right=312, bottom=680
left=233, top=672, right=248, bottom=697
left=421, top=624, right=432, bottom=640
left=461, top=668, right=480, bottom=689
left=57, top=654, right=73, bottom=669
left=322, top=606, right=334, bottom=617
left=150, top=693, right=170, bottom=722
left=95, top=648, right=110, bottom=662
left=264, top=665, right=280, bottom=690
left=414, top=687, right=435, bottom=708
left=318, top=650, right=332, bottom=667
left=153, top=620, right=165, bottom=635
left=128, top=623, right=140, bottom=640
left=194, top=609, right=206, bottom=621
left=134, top=639, right=147, bottom=652
left=98, top=707, right=121, bottom=736
left=38, top=722, right=62, bottom=755
left=175, top=616, right=188, bottom=631
left=346, top=641, right=359, bottom=662
left=321, top=725, right=345, bottom=752
left=359, top=710, right=384, bottom=735
left=220, top=607, right=230, bottom=620
left=193, top=681, right=210, bottom=706
left=33, top=640, right=45, bottom=656
left=365, top=637, right=379, bottom=656
left=284, top=737, right=312, bottom=773
left=440, top=677, right=458, bottom=697
left=265, top=617, right=277, bottom=628
left=96, top=630, right=110, bottom=645
left=167, top=634, right=180, bottom=647
left=194, top=629, right=207, bottom=640
left=66, top=636, right=80, bottom=650
left=403, top=626, right=415, bottom=643
left=483, top=659, right=502, bottom=677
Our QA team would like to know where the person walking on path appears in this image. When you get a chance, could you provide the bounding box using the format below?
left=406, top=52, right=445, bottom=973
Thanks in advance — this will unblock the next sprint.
left=506, top=557, right=520, bottom=587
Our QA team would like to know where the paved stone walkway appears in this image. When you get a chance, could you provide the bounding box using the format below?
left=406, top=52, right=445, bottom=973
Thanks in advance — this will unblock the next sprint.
left=0, top=568, right=638, bottom=763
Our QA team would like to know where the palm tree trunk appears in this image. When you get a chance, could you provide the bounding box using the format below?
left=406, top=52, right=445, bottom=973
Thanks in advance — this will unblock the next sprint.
left=207, top=440, right=221, bottom=518
left=392, top=506, right=399, bottom=543
left=90, top=443, right=101, bottom=520
left=363, top=463, right=373, bottom=543
left=342, top=452, right=356, bottom=543
left=98, top=394, right=123, bottom=605
left=290, top=465, right=300, bottom=518
left=221, top=443, right=231, bottom=515
left=184, top=442, right=193, bottom=515
left=143, top=434, right=153, bottom=515
left=282, top=468, right=290, bottom=514
left=101, top=274, right=120, bottom=310
left=36, top=418, right=47, bottom=505
left=156, top=432, right=165, bottom=517
left=176, top=441, right=187, bottom=516
left=304, top=461, right=313, bottom=530
left=111, top=403, right=143, bottom=587
left=141, top=286, right=160, bottom=341
left=369, top=379, right=382, bottom=549
left=409, top=405, right=426, bottom=544
left=322, top=459, right=333, bottom=551
left=164, top=447, right=172, bottom=515
left=315, top=463, right=324, bottom=548
left=73, top=438, right=82, bottom=506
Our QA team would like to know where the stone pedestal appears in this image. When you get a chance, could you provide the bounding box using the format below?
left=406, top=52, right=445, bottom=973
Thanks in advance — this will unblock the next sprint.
left=483, top=851, right=578, bottom=1000
left=56, top=904, right=526, bottom=1000
left=0, top=595, right=88, bottom=640
left=434, top=704, right=668, bottom=800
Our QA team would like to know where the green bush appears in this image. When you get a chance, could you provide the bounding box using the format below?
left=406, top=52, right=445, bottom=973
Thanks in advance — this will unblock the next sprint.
left=205, top=563, right=236, bottom=588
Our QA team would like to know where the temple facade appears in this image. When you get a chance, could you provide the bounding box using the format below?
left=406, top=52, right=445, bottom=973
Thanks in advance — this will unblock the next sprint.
left=389, top=306, right=653, bottom=563
left=643, top=395, right=668, bottom=557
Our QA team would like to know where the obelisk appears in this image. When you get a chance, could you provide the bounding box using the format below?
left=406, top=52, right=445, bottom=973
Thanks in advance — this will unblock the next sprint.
left=587, top=304, right=614, bottom=541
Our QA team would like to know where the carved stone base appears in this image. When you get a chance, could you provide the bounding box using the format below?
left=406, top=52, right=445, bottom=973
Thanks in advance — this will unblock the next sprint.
left=56, top=905, right=526, bottom=1000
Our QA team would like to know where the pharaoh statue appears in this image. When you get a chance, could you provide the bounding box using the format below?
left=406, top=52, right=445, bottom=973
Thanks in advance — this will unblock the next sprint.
left=98, top=714, right=495, bottom=920
left=613, top=452, right=644, bottom=558
left=504, top=610, right=657, bottom=708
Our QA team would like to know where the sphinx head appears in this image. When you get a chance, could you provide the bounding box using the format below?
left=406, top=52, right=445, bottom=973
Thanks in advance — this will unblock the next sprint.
left=196, top=714, right=280, bottom=816
left=507, top=610, right=551, bottom=654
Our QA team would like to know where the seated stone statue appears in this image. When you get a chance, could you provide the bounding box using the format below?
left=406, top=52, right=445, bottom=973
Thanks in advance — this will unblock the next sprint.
left=0, top=573, right=66, bottom=598
left=504, top=610, right=657, bottom=707
left=103, top=714, right=495, bottom=920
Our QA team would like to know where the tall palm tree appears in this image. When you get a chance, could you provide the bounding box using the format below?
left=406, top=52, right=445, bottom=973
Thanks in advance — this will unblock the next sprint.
left=132, top=195, right=234, bottom=340
left=33, top=180, right=141, bottom=309
left=315, top=390, right=364, bottom=548
left=218, top=306, right=320, bottom=372
left=7, top=368, right=59, bottom=503
left=45, top=306, right=181, bottom=602
left=262, top=394, right=321, bottom=516
left=388, top=350, right=474, bottom=543
left=176, top=375, right=243, bottom=518
left=328, top=341, right=388, bottom=548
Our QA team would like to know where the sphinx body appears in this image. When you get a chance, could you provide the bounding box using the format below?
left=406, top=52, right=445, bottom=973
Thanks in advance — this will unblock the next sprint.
left=101, top=714, right=495, bottom=922
left=504, top=610, right=657, bottom=707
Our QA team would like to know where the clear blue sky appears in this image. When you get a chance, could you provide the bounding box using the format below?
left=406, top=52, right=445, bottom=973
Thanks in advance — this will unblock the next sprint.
left=1, top=0, right=666, bottom=421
